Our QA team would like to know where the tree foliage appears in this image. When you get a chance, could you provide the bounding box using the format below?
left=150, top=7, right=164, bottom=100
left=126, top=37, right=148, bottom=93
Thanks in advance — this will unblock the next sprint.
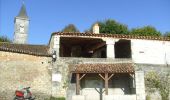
left=130, top=26, right=161, bottom=36
left=87, top=19, right=163, bottom=36
left=0, top=36, right=11, bottom=42
left=164, top=32, right=170, bottom=37
left=145, top=71, right=170, bottom=100
left=61, top=24, right=79, bottom=33
left=86, top=19, right=129, bottom=34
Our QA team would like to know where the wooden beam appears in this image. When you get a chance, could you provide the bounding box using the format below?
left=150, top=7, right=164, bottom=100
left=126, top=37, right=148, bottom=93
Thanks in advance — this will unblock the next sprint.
left=105, top=73, right=108, bottom=95
left=99, top=74, right=105, bottom=80
left=129, top=73, right=134, bottom=78
left=79, top=74, right=86, bottom=80
left=108, top=74, right=114, bottom=80
left=85, top=42, right=106, bottom=52
left=76, top=73, right=80, bottom=95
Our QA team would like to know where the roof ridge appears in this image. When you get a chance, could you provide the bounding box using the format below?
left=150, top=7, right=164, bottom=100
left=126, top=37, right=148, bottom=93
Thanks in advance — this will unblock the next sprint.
left=52, top=32, right=170, bottom=41
left=0, top=42, right=48, bottom=46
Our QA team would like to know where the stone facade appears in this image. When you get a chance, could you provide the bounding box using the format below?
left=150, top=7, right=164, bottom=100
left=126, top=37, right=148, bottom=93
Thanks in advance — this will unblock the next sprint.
left=1, top=32, right=170, bottom=100
left=0, top=51, right=52, bottom=100
left=14, top=17, right=29, bottom=44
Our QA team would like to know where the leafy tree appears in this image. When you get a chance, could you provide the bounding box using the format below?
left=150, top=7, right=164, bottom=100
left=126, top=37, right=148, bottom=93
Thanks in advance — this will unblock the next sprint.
left=0, top=35, right=11, bottom=42
left=145, top=71, right=170, bottom=100
left=130, top=26, right=161, bottom=36
left=164, top=32, right=170, bottom=37
left=86, top=19, right=129, bottom=34
left=61, top=24, right=79, bottom=32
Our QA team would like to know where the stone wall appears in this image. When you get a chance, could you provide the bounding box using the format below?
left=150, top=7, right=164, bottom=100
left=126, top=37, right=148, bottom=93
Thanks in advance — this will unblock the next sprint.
left=51, top=58, right=133, bottom=99
left=135, top=64, right=170, bottom=100
left=52, top=58, right=170, bottom=100
left=0, top=51, right=52, bottom=100
left=0, top=52, right=169, bottom=100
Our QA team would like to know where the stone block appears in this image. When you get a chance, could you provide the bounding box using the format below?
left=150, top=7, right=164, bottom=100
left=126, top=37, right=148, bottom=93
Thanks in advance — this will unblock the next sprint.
left=104, top=95, right=136, bottom=100
left=72, top=95, right=85, bottom=100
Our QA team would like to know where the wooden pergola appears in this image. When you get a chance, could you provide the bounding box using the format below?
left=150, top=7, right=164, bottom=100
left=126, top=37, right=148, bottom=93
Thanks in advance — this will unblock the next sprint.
left=71, top=63, right=135, bottom=95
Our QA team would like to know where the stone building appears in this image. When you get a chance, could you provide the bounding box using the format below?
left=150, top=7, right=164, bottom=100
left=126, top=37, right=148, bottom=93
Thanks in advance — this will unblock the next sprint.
left=48, top=25, right=170, bottom=100
left=0, top=4, right=170, bottom=100
left=0, top=25, right=170, bottom=100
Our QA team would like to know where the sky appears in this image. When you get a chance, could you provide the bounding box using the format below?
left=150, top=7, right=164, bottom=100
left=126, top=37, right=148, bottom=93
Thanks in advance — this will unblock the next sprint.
left=0, top=0, right=170, bottom=44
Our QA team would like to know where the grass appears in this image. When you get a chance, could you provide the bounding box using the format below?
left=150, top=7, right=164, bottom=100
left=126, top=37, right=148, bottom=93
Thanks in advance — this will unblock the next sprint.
left=45, top=97, right=65, bottom=100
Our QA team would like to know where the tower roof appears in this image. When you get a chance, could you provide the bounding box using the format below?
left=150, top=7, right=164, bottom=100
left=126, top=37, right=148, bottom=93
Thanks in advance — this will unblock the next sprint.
left=16, top=4, right=28, bottom=19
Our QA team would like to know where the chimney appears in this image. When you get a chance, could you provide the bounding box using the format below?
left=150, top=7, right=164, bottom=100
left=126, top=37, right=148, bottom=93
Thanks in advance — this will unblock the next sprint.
left=93, top=23, right=99, bottom=34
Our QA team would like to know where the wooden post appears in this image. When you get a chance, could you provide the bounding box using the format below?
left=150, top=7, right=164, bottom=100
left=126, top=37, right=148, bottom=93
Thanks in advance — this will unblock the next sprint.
left=76, top=73, right=80, bottom=95
left=105, top=73, right=108, bottom=95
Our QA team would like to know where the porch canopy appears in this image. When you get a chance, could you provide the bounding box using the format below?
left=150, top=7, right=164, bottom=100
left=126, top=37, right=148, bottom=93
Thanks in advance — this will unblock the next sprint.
left=70, top=63, right=134, bottom=95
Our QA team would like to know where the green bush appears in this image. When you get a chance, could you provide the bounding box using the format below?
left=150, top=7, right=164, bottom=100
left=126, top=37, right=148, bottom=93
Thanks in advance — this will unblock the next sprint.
left=45, top=97, right=65, bottom=100
left=146, top=95, right=151, bottom=100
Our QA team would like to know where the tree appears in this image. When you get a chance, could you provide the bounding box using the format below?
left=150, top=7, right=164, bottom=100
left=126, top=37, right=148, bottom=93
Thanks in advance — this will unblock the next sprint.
left=130, top=26, right=161, bottom=36
left=145, top=71, right=170, bottom=100
left=86, top=19, right=129, bottom=34
left=164, top=32, right=170, bottom=37
left=0, top=36, right=11, bottom=42
left=61, top=24, right=79, bottom=32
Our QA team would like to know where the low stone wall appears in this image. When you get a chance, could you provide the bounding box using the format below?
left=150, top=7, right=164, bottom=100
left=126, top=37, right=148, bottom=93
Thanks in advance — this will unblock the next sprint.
left=104, top=95, right=136, bottom=100
left=0, top=51, right=52, bottom=100
left=72, top=95, right=136, bottom=100
left=134, top=64, right=170, bottom=73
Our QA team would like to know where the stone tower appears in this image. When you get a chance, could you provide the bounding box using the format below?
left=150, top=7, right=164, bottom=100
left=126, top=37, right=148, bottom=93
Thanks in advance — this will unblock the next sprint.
left=13, top=3, right=29, bottom=44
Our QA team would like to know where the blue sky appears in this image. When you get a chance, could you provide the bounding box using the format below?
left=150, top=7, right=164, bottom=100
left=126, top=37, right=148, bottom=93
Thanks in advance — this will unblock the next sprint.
left=0, top=0, right=170, bottom=44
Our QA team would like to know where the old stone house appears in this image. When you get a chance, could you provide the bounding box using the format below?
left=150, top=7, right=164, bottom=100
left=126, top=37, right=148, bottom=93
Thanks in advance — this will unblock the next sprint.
left=1, top=30, right=170, bottom=100
left=48, top=25, right=170, bottom=100
left=0, top=3, right=170, bottom=100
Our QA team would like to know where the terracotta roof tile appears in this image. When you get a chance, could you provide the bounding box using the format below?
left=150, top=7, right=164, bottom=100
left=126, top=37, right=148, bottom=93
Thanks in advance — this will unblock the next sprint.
left=52, top=32, right=170, bottom=41
left=0, top=42, right=50, bottom=56
left=71, top=63, right=134, bottom=73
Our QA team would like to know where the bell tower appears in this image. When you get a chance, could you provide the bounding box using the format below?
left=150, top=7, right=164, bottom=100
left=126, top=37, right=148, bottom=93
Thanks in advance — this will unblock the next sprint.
left=13, top=3, right=29, bottom=44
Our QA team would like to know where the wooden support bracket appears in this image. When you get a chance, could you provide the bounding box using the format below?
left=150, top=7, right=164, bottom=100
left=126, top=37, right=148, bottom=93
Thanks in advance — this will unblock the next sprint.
left=79, top=74, right=86, bottom=80
left=108, top=74, right=114, bottom=80
left=99, top=74, right=105, bottom=80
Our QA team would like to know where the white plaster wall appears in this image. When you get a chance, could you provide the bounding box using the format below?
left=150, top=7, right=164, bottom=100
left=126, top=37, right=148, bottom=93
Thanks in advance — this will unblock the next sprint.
left=135, top=71, right=145, bottom=100
left=53, top=35, right=60, bottom=57
left=165, top=41, right=170, bottom=65
left=131, top=39, right=167, bottom=64
left=106, top=39, right=117, bottom=58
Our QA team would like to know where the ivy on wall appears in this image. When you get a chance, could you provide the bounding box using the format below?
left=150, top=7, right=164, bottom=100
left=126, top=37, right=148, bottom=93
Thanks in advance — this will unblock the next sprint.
left=145, top=71, right=170, bottom=100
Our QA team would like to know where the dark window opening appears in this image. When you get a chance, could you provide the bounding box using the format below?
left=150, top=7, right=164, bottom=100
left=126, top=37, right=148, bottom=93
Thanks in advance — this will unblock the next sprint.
left=60, top=37, right=106, bottom=58
left=101, top=50, right=106, bottom=58
left=114, top=40, right=131, bottom=58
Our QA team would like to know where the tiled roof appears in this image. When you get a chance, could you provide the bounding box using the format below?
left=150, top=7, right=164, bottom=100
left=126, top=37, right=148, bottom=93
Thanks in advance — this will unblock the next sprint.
left=0, top=42, right=50, bottom=56
left=52, top=32, right=170, bottom=41
left=71, top=63, right=134, bottom=73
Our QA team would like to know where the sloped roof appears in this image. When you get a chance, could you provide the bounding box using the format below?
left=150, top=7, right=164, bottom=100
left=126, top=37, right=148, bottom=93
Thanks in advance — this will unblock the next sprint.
left=71, top=63, right=134, bottom=73
left=0, top=42, right=50, bottom=57
left=52, top=32, right=170, bottom=41
left=16, top=4, right=28, bottom=19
